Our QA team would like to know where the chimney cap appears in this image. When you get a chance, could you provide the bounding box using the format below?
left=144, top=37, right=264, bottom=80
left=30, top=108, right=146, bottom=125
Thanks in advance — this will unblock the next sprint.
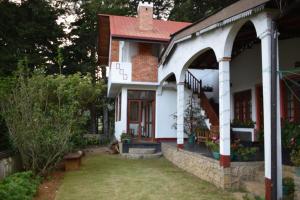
left=138, top=1, right=154, bottom=9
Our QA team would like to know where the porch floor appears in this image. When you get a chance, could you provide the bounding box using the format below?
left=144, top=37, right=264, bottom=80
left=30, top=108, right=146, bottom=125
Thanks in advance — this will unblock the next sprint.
left=165, top=142, right=264, bottom=162
left=167, top=142, right=213, bottom=158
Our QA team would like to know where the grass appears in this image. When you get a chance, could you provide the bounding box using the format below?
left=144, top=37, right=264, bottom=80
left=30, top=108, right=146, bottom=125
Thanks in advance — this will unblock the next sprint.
left=56, top=154, right=235, bottom=200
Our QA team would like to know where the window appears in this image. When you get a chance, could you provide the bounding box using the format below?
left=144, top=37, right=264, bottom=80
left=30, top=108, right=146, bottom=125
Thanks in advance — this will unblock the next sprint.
left=129, top=101, right=139, bottom=122
left=285, top=77, right=300, bottom=123
left=115, top=93, right=122, bottom=122
left=287, top=90, right=295, bottom=121
left=234, top=90, right=252, bottom=122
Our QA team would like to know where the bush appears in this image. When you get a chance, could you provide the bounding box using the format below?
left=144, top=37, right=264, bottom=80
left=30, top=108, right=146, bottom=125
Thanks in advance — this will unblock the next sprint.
left=0, top=171, right=40, bottom=200
left=283, top=177, right=295, bottom=199
left=1, top=66, right=104, bottom=175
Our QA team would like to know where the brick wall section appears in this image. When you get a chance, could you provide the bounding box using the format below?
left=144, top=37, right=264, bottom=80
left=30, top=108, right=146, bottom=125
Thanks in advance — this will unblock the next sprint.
left=138, top=4, right=153, bottom=31
left=132, top=43, right=158, bottom=82
left=111, top=40, right=119, bottom=63
left=161, top=143, right=263, bottom=189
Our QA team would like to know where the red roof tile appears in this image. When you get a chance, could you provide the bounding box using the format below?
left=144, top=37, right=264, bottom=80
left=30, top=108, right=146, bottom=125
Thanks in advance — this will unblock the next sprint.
left=107, top=15, right=191, bottom=42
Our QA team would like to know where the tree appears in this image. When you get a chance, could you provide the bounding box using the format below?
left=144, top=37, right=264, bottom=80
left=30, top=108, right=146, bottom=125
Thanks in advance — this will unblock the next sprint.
left=1, top=63, right=104, bottom=175
left=169, top=0, right=239, bottom=22
left=0, top=0, right=65, bottom=75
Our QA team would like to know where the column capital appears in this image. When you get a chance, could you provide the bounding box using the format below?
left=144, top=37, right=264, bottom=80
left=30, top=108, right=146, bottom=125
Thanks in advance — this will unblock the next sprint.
left=177, top=82, right=185, bottom=86
left=258, top=29, right=272, bottom=40
left=217, top=57, right=231, bottom=62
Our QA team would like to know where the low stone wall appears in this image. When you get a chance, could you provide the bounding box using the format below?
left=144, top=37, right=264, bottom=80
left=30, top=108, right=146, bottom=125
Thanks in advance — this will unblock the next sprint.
left=0, top=152, right=21, bottom=180
left=162, top=143, right=263, bottom=189
left=283, top=165, right=300, bottom=199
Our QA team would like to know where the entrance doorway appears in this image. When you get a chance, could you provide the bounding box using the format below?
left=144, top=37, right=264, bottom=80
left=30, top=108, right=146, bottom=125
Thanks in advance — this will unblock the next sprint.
left=127, top=90, right=155, bottom=141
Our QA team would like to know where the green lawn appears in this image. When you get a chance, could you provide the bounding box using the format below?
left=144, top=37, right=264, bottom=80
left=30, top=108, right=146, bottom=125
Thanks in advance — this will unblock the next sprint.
left=56, top=154, right=235, bottom=200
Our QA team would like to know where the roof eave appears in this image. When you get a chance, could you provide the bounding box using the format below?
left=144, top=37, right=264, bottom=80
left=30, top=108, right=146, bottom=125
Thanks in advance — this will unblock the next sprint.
left=160, top=0, right=272, bottom=65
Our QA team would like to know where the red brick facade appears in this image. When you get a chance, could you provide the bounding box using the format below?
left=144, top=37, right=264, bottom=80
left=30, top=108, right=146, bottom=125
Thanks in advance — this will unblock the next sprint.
left=132, top=43, right=158, bottom=82
left=111, top=40, right=119, bottom=63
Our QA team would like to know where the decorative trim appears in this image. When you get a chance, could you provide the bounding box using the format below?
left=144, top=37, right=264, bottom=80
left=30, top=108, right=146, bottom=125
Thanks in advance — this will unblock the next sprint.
left=162, top=5, right=266, bottom=65
left=177, top=82, right=185, bottom=86
left=218, top=57, right=231, bottom=62
left=220, top=155, right=231, bottom=168
left=258, top=29, right=272, bottom=40
left=177, top=144, right=184, bottom=149
left=265, top=177, right=271, bottom=200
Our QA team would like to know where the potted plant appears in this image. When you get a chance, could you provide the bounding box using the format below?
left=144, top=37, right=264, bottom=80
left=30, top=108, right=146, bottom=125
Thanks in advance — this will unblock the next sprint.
left=291, top=148, right=300, bottom=177
left=282, top=177, right=295, bottom=200
left=185, top=96, right=207, bottom=144
left=205, top=136, right=220, bottom=160
left=171, top=95, right=207, bottom=144
left=231, top=119, right=256, bottom=128
left=202, top=85, right=213, bottom=92
left=120, top=132, right=131, bottom=144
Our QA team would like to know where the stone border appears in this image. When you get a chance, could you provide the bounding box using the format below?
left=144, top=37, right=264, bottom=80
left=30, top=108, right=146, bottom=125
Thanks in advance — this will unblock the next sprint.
left=161, top=143, right=263, bottom=189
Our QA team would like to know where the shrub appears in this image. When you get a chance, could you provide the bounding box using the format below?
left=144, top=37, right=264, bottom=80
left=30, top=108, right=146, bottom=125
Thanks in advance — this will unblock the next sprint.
left=283, top=177, right=295, bottom=199
left=120, top=132, right=131, bottom=142
left=291, top=149, right=300, bottom=167
left=1, top=66, right=103, bottom=175
left=0, top=171, right=40, bottom=200
left=205, top=136, right=219, bottom=152
left=282, top=121, right=300, bottom=150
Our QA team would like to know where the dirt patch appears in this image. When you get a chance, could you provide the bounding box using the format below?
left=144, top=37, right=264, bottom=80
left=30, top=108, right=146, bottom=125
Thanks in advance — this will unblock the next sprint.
left=34, top=171, right=64, bottom=200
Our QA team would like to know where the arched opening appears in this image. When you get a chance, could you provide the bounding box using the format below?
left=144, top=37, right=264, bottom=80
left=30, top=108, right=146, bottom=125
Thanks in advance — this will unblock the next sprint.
left=174, top=47, right=220, bottom=151
left=229, top=21, right=264, bottom=162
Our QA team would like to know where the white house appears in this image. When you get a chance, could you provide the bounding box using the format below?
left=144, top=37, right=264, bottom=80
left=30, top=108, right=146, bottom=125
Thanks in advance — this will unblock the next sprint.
left=98, top=1, right=300, bottom=199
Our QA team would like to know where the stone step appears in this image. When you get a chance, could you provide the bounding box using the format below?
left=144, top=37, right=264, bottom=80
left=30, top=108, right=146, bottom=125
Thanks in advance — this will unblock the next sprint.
left=122, top=152, right=162, bottom=159
left=242, top=181, right=265, bottom=198
left=128, top=148, right=156, bottom=154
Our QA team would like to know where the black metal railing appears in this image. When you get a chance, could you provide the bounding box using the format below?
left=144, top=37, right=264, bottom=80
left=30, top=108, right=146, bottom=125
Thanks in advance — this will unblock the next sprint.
left=184, top=70, right=202, bottom=95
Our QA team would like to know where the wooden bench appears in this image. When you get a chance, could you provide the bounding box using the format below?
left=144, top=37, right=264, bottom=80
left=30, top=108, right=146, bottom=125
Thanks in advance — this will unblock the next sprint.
left=195, top=128, right=210, bottom=143
left=64, top=151, right=83, bottom=171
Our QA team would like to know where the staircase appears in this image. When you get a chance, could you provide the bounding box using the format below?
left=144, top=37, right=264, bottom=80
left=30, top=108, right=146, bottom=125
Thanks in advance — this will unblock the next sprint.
left=184, top=70, right=219, bottom=137
left=120, top=142, right=162, bottom=159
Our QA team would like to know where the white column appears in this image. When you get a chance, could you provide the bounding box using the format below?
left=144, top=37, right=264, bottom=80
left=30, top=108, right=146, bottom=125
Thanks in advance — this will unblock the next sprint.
left=260, top=28, right=282, bottom=199
left=219, top=58, right=231, bottom=163
left=121, top=87, right=128, bottom=134
left=260, top=30, right=272, bottom=181
left=177, top=82, right=185, bottom=148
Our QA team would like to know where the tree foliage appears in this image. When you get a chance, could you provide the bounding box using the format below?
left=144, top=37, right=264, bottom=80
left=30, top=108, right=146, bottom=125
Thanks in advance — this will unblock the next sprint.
left=169, top=0, right=239, bottom=22
left=0, top=0, right=65, bottom=75
left=1, top=63, right=104, bottom=175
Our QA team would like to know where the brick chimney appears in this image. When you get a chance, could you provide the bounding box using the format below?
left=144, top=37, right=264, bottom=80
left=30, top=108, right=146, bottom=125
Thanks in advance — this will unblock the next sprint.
left=137, top=2, right=153, bottom=31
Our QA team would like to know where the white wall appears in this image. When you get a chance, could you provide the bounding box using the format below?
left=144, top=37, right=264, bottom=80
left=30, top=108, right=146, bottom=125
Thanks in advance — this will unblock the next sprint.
left=120, top=41, right=138, bottom=63
left=189, top=69, right=219, bottom=102
left=114, top=87, right=128, bottom=140
left=155, top=87, right=177, bottom=138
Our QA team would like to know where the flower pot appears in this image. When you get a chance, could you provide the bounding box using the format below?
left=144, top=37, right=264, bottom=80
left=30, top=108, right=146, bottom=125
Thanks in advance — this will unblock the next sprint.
left=188, top=134, right=195, bottom=144
left=295, top=167, right=300, bottom=177
left=231, top=153, right=237, bottom=161
left=212, top=151, right=220, bottom=160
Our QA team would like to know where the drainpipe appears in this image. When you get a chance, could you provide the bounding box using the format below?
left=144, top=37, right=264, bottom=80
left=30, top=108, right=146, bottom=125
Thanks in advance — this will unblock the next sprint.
left=270, top=20, right=278, bottom=200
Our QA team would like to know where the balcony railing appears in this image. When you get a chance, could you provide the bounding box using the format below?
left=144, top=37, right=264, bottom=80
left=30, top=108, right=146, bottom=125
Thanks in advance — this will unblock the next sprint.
left=108, top=62, right=132, bottom=89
